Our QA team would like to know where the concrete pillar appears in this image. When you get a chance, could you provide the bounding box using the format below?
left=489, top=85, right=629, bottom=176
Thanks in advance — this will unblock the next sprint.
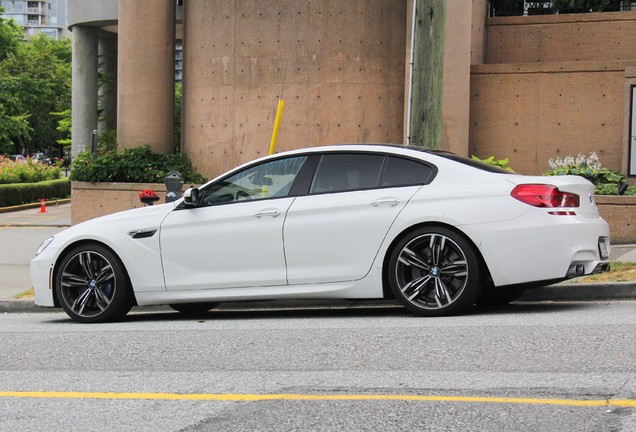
left=471, top=0, right=488, bottom=65
left=71, top=25, right=98, bottom=158
left=98, top=36, right=118, bottom=133
left=441, top=0, right=472, bottom=155
left=117, top=0, right=175, bottom=153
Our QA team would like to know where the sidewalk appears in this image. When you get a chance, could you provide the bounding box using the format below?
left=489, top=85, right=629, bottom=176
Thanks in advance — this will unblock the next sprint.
left=0, top=202, right=634, bottom=313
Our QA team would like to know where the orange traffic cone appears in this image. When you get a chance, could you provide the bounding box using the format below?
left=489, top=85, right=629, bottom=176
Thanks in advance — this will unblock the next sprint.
left=39, top=198, right=47, bottom=213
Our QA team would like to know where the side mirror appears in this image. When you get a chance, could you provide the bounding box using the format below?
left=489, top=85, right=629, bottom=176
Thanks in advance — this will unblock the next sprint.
left=182, top=187, right=200, bottom=208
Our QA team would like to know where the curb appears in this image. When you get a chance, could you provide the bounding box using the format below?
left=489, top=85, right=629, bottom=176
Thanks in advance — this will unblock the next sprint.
left=1, top=282, right=634, bottom=314
left=519, top=281, right=636, bottom=301
left=0, top=198, right=71, bottom=214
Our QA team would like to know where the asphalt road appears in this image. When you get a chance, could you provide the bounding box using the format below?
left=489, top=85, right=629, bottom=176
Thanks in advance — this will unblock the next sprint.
left=0, top=301, right=634, bottom=431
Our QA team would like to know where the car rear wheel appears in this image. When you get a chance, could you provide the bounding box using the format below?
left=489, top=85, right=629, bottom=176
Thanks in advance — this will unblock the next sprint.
left=56, top=244, right=134, bottom=323
left=169, top=303, right=219, bottom=315
left=388, top=227, right=483, bottom=317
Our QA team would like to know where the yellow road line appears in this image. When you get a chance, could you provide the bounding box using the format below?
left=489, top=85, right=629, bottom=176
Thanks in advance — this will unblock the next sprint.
left=0, top=391, right=634, bottom=407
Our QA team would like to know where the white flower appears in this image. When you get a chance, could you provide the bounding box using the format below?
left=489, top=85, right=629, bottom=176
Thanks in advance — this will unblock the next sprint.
left=587, top=152, right=601, bottom=170
left=547, top=151, right=604, bottom=170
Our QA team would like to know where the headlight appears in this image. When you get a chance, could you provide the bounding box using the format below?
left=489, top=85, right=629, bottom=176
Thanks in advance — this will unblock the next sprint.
left=35, top=236, right=55, bottom=256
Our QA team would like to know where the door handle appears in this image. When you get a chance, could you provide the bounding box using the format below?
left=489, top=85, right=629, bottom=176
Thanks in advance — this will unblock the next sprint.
left=255, top=210, right=281, bottom=218
left=371, top=199, right=400, bottom=207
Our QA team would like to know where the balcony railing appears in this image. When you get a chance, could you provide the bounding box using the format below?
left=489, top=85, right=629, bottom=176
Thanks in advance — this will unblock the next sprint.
left=490, top=0, right=636, bottom=17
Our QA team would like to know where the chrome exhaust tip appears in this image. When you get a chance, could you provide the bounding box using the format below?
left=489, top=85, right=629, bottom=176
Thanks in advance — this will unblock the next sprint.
left=566, top=264, right=585, bottom=278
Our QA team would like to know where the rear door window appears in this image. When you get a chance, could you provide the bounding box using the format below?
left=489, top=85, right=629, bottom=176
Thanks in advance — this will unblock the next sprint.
left=309, top=154, right=384, bottom=194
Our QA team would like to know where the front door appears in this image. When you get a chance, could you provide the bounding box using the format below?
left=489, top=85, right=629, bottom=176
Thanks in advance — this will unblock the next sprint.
left=160, top=156, right=308, bottom=291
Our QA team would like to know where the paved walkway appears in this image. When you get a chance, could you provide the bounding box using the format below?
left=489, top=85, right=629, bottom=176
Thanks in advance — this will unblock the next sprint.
left=0, top=202, right=71, bottom=303
left=0, top=202, right=634, bottom=312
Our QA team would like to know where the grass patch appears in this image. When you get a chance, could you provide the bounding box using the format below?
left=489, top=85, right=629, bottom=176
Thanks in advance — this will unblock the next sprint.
left=580, top=262, right=636, bottom=283
left=14, top=288, right=34, bottom=299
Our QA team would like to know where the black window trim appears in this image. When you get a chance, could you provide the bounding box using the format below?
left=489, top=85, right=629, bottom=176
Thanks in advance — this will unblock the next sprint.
left=177, top=149, right=440, bottom=208
left=305, top=151, right=438, bottom=196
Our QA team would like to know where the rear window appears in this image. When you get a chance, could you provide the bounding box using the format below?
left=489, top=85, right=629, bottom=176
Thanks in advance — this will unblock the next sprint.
left=430, top=151, right=516, bottom=174
left=382, top=156, right=434, bottom=186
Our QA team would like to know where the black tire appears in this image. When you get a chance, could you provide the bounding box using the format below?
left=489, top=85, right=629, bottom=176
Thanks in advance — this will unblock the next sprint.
left=476, top=286, right=527, bottom=306
left=55, top=244, right=134, bottom=323
left=169, top=303, right=219, bottom=315
left=387, top=226, right=483, bottom=317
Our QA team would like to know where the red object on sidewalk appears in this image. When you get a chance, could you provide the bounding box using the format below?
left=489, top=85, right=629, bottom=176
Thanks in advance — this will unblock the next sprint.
left=39, top=198, right=47, bottom=213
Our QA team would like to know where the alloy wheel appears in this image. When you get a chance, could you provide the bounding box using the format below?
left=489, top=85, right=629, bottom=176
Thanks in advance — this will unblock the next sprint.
left=56, top=244, right=133, bottom=323
left=59, top=250, right=116, bottom=318
left=389, top=228, right=481, bottom=316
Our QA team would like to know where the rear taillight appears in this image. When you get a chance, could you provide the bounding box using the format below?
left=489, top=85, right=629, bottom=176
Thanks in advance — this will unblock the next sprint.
left=511, top=184, right=580, bottom=208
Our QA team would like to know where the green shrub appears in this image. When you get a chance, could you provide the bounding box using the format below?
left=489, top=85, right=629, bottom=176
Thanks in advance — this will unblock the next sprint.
left=70, top=145, right=205, bottom=184
left=0, top=178, right=70, bottom=207
left=0, top=156, right=62, bottom=184
left=471, top=155, right=515, bottom=172
left=595, top=183, right=636, bottom=196
left=545, top=152, right=623, bottom=186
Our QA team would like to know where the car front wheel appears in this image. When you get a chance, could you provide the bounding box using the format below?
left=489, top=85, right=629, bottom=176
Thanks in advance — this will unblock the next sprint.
left=388, top=227, right=483, bottom=317
left=55, top=244, right=134, bottom=323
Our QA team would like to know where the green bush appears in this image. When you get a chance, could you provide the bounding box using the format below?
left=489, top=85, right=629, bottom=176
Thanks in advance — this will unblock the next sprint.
left=471, top=155, right=515, bottom=172
left=0, top=178, right=70, bottom=207
left=595, top=183, right=636, bottom=196
left=0, top=156, right=62, bottom=184
left=70, top=145, right=205, bottom=184
left=545, top=152, right=624, bottom=186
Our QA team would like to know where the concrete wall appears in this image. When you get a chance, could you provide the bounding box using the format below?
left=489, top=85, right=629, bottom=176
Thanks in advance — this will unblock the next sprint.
left=441, top=0, right=472, bottom=155
left=182, top=0, right=406, bottom=179
left=470, top=11, right=636, bottom=176
left=71, top=182, right=191, bottom=224
left=485, top=12, right=636, bottom=64
left=471, top=62, right=630, bottom=175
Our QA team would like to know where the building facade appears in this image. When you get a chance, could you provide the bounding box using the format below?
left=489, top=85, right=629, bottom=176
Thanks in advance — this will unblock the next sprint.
left=0, top=0, right=69, bottom=39
left=67, top=0, right=636, bottom=181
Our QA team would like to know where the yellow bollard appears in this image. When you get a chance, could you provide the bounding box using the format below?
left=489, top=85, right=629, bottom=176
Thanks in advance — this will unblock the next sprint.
left=269, top=99, right=285, bottom=155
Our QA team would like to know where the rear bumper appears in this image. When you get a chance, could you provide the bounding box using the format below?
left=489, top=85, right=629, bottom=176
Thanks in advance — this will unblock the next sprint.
left=462, top=212, right=611, bottom=287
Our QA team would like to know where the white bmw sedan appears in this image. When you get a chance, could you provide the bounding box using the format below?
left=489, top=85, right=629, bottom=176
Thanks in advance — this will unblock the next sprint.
left=31, top=145, right=610, bottom=322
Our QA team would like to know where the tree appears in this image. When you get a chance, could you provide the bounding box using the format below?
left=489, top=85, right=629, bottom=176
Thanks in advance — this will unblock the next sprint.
left=0, top=103, right=31, bottom=154
left=0, top=34, right=71, bottom=155
left=0, top=8, right=23, bottom=62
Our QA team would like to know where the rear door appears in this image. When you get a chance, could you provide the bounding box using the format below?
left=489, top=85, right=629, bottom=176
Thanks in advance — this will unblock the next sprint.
left=283, top=153, right=435, bottom=284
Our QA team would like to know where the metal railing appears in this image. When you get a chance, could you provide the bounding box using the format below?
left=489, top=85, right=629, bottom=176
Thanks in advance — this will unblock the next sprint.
left=490, top=0, right=636, bottom=17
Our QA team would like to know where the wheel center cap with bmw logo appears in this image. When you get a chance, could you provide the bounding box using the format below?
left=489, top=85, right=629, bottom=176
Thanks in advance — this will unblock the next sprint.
left=430, top=267, right=440, bottom=277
